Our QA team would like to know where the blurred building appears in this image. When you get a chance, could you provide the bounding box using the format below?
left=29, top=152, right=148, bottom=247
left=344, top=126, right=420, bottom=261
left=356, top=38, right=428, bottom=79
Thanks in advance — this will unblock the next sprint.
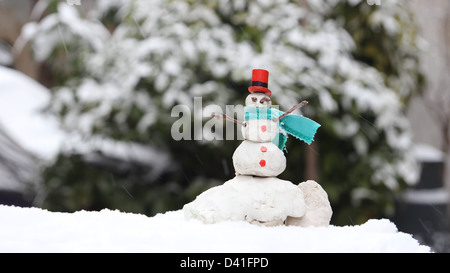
left=0, top=0, right=38, bottom=78
left=400, top=0, right=450, bottom=252
left=408, top=0, right=450, bottom=188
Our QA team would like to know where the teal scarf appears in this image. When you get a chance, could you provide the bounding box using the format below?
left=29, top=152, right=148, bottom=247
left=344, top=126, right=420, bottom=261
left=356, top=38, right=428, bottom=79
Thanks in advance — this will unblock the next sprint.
left=244, top=107, right=321, bottom=151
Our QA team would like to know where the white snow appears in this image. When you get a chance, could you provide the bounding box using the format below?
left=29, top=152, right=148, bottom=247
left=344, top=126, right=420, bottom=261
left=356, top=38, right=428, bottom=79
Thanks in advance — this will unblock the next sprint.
left=183, top=176, right=305, bottom=225
left=0, top=205, right=431, bottom=253
left=400, top=188, right=449, bottom=205
left=0, top=66, right=65, bottom=160
left=413, top=143, right=445, bottom=162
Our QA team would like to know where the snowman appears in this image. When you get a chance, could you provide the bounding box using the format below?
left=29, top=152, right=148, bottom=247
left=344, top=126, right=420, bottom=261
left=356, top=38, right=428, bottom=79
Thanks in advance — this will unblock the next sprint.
left=232, top=69, right=286, bottom=177
left=184, top=69, right=332, bottom=227
left=217, top=69, right=320, bottom=178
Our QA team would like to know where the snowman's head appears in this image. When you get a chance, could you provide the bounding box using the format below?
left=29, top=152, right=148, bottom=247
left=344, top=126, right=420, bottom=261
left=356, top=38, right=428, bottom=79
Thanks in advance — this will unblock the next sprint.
left=245, top=92, right=271, bottom=108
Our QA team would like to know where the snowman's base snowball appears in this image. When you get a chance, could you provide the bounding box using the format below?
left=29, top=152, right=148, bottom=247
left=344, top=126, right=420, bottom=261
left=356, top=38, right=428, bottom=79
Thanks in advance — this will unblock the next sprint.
left=183, top=175, right=305, bottom=226
left=285, top=180, right=333, bottom=227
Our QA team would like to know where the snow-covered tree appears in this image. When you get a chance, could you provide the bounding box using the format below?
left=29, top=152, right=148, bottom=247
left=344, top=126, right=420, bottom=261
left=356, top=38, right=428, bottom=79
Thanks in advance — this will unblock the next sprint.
left=19, top=0, right=424, bottom=224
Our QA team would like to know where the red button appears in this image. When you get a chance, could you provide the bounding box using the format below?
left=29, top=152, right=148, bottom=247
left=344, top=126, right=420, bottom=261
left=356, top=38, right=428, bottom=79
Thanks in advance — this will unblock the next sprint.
left=261, top=146, right=267, bottom=153
left=259, top=160, right=266, bottom=167
left=261, top=125, right=267, bottom=132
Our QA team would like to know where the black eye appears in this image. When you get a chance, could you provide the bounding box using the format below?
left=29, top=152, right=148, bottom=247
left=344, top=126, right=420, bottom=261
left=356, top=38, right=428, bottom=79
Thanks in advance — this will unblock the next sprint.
left=260, top=97, right=270, bottom=104
left=252, top=97, right=257, bottom=102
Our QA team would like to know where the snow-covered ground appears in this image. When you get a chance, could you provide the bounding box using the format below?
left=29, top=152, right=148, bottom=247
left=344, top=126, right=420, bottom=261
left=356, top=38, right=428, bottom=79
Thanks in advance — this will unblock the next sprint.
left=0, top=205, right=431, bottom=253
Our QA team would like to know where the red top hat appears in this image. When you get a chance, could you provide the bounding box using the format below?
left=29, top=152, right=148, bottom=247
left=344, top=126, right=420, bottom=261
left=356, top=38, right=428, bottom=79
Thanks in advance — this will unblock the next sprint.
left=248, top=69, right=271, bottom=96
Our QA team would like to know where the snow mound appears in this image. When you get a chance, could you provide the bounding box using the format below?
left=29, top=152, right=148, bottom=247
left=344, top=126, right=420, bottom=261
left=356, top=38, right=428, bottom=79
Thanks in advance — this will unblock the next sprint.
left=183, top=175, right=305, bottom=226
left=0, top=205, right=431, bottom=253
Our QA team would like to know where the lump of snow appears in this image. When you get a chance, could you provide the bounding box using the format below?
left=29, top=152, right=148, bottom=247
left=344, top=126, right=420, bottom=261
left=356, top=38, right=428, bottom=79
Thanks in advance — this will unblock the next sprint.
left=0, top=205, right=431, bottom=252
left=183, top=175, right=305, bottom=226
left=359, top=218, right=399, bottom=234
left=286, top=180, right=332, bottom=227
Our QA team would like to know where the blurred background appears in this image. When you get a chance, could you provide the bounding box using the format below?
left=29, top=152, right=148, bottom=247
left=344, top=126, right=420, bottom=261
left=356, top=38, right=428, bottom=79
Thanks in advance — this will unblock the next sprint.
left=0, top=0, right=449, bottom=252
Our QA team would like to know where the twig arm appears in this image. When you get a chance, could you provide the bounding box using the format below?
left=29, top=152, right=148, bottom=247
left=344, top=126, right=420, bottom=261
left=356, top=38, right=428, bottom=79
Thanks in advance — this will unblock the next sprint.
left=212, top=113, right=246, bottom=127
left=273, top=100, right=308, bottom=122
